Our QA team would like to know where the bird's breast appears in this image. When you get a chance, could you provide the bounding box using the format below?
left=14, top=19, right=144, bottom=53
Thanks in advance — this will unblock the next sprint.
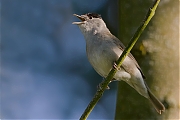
left=86, top=40, right=121, bottom=77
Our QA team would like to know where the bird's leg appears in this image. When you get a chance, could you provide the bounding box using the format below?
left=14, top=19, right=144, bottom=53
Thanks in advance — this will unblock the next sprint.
left=97, top=78, right=110, bottom=90
left=113, top=61, right=120, bottom=70
left=97, top=62, right=120, bottom=90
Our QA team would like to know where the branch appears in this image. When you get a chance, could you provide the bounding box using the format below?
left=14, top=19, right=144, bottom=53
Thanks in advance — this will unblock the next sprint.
left=80, top=0, right=161, bottom=119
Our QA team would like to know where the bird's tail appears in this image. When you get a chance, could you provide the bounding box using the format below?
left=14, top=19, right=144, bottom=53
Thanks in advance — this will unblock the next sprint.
left=145, top=84, right=165, bottom=114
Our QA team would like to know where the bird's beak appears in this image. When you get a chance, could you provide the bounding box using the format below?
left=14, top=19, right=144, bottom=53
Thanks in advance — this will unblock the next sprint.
left=72, top=14, right=86, bottom=25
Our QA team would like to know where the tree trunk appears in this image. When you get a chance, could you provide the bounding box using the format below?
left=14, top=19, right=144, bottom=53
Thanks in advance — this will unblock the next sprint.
left=115, top=0, right=179, bottom=119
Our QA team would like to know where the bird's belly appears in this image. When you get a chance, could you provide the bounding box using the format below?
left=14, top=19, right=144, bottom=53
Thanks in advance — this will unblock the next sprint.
left=86, top=43, right=123, bottom=77
left=90, top=53, right=132, bottom=81
left=88, top=52, right=113, bottom=77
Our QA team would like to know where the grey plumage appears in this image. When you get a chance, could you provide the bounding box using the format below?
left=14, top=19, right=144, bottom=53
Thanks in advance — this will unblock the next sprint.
left=73, top=13, right=165, bottom=114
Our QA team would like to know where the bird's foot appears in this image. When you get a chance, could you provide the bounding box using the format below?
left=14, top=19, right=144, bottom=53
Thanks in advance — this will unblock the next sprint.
left=113, top=62, right=120, bottom=70
left=97, top=79, right=110, bottom=90
left=106, top=85, right=110, bottom=90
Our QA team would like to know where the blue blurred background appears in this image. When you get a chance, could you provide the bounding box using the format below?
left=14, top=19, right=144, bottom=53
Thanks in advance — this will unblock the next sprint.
left=1, top=0, right=119, bottom=119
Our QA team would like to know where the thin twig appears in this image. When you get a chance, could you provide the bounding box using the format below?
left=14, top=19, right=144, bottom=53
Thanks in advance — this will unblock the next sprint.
left=80, top=0, right=161, bottom=119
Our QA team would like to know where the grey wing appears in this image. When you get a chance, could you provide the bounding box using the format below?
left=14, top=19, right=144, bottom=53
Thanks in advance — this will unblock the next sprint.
left=112, top=36, right=146, bottom=79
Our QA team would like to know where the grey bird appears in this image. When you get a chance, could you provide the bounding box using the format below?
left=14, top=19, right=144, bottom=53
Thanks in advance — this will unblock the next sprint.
left=73, top=13, right=165, bottom=114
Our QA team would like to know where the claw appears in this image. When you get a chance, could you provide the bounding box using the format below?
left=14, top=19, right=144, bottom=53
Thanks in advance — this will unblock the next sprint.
left=97, top=83, right=110, bottom=90
left=106, top=85, right=110, bottom=89
left=113, top=62, right=120, bottom=70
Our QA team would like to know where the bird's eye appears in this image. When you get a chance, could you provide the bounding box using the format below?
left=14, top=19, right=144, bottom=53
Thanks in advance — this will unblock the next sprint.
left=89, top=16, right=92, bottom=19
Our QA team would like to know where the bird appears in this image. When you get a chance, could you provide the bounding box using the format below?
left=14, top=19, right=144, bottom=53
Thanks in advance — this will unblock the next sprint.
left=73, top=13, right=165, bottom=114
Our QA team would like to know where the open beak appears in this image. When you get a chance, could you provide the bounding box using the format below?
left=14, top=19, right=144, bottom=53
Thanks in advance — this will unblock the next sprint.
left=72, top=14, right=86, bottom=25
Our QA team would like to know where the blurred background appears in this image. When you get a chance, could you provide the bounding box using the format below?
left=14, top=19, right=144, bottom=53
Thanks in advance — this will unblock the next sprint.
left=1, top=0, right=118, bottom=119
left=1, top=0, right=179, bottom=119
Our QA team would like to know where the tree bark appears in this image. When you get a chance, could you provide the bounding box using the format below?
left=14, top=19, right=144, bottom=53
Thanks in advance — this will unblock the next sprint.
left=115, top=0, right=179, bottom=119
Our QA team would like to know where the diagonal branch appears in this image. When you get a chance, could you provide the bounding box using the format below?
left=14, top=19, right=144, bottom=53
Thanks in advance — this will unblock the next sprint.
left=80, top=0, right=161, bottom=119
